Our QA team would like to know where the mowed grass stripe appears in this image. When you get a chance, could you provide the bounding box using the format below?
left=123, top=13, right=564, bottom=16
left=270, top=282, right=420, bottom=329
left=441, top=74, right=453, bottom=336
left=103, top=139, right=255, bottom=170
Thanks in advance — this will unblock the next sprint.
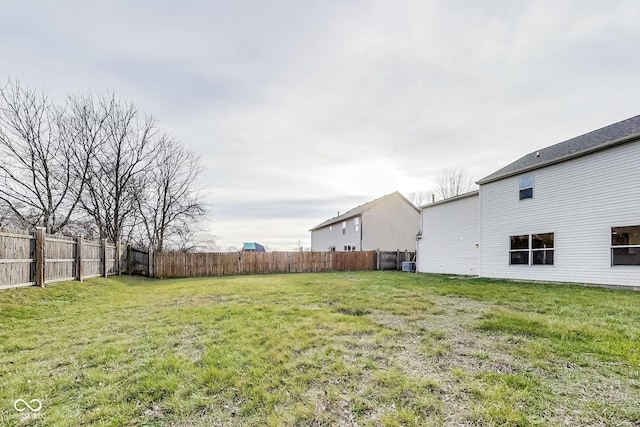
left=0, top=272, right=638, bottom=426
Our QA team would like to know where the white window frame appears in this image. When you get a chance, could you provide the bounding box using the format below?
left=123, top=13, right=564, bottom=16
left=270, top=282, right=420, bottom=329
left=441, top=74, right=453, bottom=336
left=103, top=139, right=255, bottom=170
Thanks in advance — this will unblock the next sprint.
left=519, top=176, right=533, bottom=200
left=611, top=225, right=640, bottom=266
left=509, top=233, right=554, bottom=266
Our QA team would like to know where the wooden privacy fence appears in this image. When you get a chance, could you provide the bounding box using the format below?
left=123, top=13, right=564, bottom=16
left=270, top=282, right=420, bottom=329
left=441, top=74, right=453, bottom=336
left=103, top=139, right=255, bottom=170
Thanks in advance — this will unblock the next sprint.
left=153, top=250, right=415, bottom=279
left=0, top=228, right=122, bottom=290
left=1, top=229, right=416, bottom=287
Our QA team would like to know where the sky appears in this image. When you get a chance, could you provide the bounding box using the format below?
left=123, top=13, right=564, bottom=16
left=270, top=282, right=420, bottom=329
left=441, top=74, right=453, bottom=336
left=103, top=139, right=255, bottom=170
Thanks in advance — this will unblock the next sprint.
left=1, top=0, right=639, bottom=250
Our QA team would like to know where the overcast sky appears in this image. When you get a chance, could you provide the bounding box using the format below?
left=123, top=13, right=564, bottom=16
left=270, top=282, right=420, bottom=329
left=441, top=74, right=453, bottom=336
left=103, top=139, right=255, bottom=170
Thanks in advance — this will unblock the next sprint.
left=2, top=1, right=639, bottom=250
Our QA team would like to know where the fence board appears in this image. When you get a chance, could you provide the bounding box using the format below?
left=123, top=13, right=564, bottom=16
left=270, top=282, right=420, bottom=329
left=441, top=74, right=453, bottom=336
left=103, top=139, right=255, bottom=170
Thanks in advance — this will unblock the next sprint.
left=0, top=229, right=36, bottom=287
left=105, top=244, right=118, bottom=276
left=128, top=247, right=150, bottom=276
left=378, top=251, right=414, bottom=270
left=0, top=228, right=123, bottom=289
left=45, top=233, right=76, bottom=283
left=82, top=241, right=102, bottom=278
left=1, top=227, right=416, bottom=288
left=153, top=250, right=390, bottom=278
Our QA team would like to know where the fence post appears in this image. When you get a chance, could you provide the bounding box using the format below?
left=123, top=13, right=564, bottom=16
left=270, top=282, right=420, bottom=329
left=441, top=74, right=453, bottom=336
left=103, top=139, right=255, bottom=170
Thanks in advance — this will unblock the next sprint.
left=35, top=228, right=46, bottom=288
left=127, top=245, right=132, bottom=275
left=101, top=238, right=107, bottom=278
left=76, top=236, right=84, bottom=282
left=116, top=242, right=122, bottom=276
left=396, top=250, right=400, bottom=271
left=148, top=249, right=154, bottom=278
left=376, top=249, right=380, bottom=271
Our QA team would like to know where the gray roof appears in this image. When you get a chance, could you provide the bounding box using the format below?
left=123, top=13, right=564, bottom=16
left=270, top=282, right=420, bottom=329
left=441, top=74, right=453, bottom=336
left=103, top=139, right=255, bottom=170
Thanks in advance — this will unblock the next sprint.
left=477, top=115, right=640, bottom=184
left=310, top=191, right=418, bottom=231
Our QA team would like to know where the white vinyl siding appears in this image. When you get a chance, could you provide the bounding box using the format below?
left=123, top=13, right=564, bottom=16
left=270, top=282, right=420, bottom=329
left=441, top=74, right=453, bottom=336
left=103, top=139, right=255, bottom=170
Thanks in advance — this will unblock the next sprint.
left=418, top=193, right=479, bottom=275
left=480, top=140, right=640, bottom=288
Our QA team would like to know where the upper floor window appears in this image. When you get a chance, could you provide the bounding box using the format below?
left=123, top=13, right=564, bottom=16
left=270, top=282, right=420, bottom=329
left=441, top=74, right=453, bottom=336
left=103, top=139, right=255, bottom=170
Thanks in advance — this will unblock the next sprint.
left=342, top=221, right=347, bottom=234
left=611, top=226, right=640, bottom=266
left=509, top=233, right=554, bottom=265
left=519, top=176, right=533, bottom=200
left=354, top=217, right=360, bottom=232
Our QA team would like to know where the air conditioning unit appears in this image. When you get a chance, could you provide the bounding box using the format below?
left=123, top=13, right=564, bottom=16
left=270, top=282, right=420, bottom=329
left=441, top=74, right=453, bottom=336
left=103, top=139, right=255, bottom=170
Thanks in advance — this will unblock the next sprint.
left=401, top=261, right=416, bottom=272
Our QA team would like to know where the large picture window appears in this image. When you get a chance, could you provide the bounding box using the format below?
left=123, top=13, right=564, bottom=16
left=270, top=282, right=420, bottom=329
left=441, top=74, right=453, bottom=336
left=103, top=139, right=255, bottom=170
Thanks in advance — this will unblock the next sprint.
left=611, top=226, right=640, bottom=266
left=510, top=233, right=554, bottom=265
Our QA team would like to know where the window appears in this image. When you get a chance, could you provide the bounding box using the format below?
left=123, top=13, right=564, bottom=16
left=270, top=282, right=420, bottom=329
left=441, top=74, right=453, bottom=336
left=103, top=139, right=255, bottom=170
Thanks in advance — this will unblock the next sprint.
left=611, top=226, right=640, bottom=266
left=510, top=233, right=554, bottom=265
left=519, top=176, right=533, bottom=200
left=354, top=217, right=360, bottom=232
left=532, top=233, right=554, bottom=265
left=509, top=235, right=529, bottom=265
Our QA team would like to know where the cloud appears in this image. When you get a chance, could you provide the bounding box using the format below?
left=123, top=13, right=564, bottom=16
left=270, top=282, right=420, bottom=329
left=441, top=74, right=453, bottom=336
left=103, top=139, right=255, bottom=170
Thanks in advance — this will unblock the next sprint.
left=1, top=0, right=638, bottom=249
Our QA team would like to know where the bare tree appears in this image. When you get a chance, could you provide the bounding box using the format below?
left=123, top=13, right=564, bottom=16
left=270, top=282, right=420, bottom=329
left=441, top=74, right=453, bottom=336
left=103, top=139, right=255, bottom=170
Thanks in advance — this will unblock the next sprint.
left=406, top=190, right=435, bottom=207
left=0, top=80, right=81, bottom=233
left=433, top=168, right=476, bottom=200
left=0, top=81, right=208, bottom=247
left=135, top=135, right=205, bottom=251
left=164, top=221, right=219, bottom=253
left=81, top=94, right=156, bottom=243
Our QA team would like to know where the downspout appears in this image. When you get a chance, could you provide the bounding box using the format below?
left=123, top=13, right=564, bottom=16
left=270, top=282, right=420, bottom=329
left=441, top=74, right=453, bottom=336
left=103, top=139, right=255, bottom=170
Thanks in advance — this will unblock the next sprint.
left=416, top=209, right=423, bottom=271
left=478, top=185, right=482, bottom=278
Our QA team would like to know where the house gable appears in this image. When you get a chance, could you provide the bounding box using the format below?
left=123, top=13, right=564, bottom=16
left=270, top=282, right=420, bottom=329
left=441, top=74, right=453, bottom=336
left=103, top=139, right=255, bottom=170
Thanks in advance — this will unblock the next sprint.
left=310, top=192, right=420, bottom=252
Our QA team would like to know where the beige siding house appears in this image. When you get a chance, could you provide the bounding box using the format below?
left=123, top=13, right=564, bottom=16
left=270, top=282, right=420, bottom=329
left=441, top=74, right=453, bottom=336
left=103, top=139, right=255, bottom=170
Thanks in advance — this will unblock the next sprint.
left=310, top=192, right=420, bottom=252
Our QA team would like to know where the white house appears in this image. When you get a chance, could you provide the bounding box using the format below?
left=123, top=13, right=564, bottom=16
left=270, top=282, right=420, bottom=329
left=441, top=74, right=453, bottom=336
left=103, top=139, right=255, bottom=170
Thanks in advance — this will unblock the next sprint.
left=418, top=115, right=640, bottom=288
left=477, top=115, right=640, bottom=288
left=417, top=190, right=479, bottom=275
left=310, top=192, right=420, bottom=252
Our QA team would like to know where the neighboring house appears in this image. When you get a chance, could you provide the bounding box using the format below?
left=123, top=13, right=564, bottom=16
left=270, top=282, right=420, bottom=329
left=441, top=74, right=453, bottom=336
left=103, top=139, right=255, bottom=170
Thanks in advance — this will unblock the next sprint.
left=417, top=190, right=479, bottom=275
left=417, top=115, right=640, bottom=288
left=243, top=242, right=265, bottom=252
left=310, top=191, right=420, bottom=252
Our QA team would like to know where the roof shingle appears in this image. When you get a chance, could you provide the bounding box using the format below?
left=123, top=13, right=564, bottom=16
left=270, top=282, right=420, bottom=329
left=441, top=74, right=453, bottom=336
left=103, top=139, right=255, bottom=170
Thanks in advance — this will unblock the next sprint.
left=477, top=115, right=640, bottom=184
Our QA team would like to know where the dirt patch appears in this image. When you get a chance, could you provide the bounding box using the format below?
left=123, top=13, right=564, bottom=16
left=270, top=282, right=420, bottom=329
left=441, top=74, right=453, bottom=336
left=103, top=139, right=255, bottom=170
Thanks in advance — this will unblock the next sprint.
left=368, top=295, right=640, bottom=427
left=369, top=296, right=519, bottom=425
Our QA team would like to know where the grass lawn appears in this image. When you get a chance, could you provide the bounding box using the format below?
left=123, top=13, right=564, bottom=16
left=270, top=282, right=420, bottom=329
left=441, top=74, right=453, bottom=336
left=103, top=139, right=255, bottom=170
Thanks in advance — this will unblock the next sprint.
left=1, top=272, right=639, bottom=426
